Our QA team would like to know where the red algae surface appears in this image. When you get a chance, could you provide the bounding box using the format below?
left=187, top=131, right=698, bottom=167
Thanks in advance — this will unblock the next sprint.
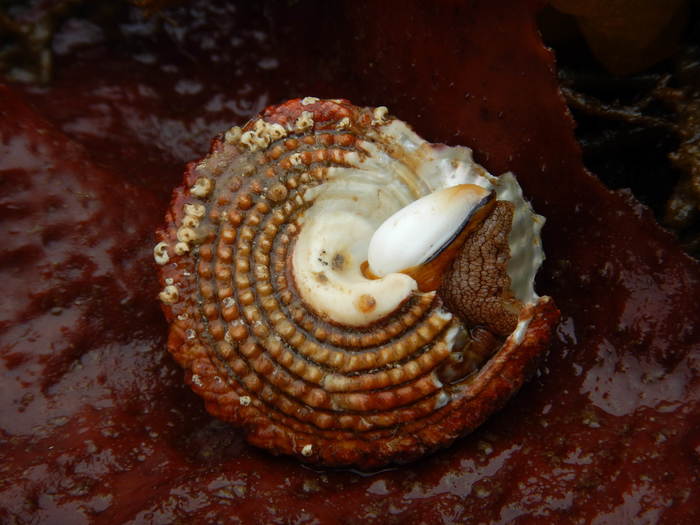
left=1, top=1, right=698, bottom=523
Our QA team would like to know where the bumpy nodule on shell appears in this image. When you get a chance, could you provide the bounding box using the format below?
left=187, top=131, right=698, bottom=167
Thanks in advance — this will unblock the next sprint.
left=156, top=98, right=559, bottom=469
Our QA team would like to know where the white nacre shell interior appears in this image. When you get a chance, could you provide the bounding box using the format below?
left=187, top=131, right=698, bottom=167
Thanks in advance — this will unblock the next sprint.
left=292, top=119, right=544, bottom=327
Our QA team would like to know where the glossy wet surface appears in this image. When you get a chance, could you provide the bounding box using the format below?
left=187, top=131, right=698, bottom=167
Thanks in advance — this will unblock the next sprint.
left=1, top=1, right=698, bottom=523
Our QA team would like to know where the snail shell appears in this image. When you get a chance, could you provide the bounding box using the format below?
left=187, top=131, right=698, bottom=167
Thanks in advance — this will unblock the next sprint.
left=156, top=98, right=559, bottom=468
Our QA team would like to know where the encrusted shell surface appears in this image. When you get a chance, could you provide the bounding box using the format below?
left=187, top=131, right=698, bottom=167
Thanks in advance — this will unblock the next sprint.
left=156, top=98, right=559, bottom=468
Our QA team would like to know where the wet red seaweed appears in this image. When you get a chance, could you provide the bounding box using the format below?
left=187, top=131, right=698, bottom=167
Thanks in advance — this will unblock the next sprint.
left=1, top=0, right=698, bottom=523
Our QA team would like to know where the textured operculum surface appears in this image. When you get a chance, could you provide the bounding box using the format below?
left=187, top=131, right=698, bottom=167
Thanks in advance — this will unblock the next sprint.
left=157, top=99, right=544, bottom=465
left=439, top=201, right=522, bottom=337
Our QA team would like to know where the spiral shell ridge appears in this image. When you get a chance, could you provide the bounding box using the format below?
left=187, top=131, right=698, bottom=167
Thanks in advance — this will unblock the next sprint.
left=156, top=98, right=559, bottom=468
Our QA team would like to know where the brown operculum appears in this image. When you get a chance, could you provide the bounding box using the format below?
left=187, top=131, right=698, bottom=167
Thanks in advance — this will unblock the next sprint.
left=438, top=200, right=523, bottom=337
left=435, top=200, right=523, bottom=383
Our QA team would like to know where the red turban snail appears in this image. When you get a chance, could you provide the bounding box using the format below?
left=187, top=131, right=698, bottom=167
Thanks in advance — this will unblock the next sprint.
left=155, top=98, right=559, bottom=468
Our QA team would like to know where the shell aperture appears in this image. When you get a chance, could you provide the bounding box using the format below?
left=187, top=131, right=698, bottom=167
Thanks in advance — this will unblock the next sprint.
left=155, top=98, right=559, bottom=468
